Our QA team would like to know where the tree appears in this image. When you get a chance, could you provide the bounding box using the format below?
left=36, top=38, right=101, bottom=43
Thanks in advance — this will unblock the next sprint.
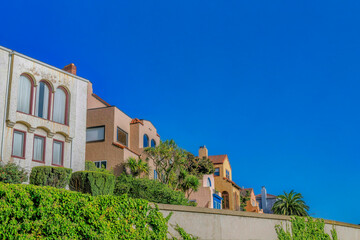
left=240, top=190, right=250, bottom=211
left=184, top=152, right=215, bottom=177
left=124, top=157, right=149, bottom=178
left=272, top=190, right=309, bottom=216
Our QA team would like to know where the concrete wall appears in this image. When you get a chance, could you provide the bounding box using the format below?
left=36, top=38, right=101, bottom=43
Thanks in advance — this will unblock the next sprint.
left=158, top=204, right=360, bottom=240
left=0, top=46, right=88, bottom=172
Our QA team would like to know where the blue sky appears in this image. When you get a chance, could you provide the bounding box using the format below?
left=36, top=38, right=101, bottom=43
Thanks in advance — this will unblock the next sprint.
left=1, top=0, right=360, bottom=224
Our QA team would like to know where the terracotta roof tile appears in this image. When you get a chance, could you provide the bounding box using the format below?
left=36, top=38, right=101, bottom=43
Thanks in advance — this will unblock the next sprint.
left=130, top=118, right=144, bottom=125
left=208, top=154, right=228, bottom=164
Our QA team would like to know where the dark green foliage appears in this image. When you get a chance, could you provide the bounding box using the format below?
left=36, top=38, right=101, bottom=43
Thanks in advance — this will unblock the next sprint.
left=125, top=157, right=149, bottom=177
left=69, top=170, right=115, bottom=196
left=114, top=174, right=194, bottom=206
left=0, top=162, right=28, bottom=184
left=173, top=224, right=198, bottom=240
left=275, top=216, right=338, bottom=240
left=0, top=182, right=180, bottom=239
left=272, top=190, right=310, bottom=216
left=30, top=166, right=72, bottom=188
left=240, top=189, right=251, bottom=211
left=185, top=153, right=215, bottom=177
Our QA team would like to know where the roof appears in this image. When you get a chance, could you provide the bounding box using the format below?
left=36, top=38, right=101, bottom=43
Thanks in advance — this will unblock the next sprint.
left=130, top=118, right=144, bottom=125
left=92, top=93, right=111, bottom=107
left=256, top=194, right=277, bottom=199
left=241, top=188, right=254, bottom=197
left=208, top=154, right=228, bottom=164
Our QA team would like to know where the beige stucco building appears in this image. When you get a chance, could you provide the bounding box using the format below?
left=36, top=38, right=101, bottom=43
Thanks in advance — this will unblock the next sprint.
left=86, top=83, right=160, bottom=177
left=189, top=174, right=223, bottom=209
left=0, top=45, right=88, bottom=172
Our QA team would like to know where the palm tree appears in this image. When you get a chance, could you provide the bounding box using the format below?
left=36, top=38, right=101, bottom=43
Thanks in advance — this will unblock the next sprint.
left=272, top=190, right=309, bottom=216
left=125, top=157, right=149, bottom=178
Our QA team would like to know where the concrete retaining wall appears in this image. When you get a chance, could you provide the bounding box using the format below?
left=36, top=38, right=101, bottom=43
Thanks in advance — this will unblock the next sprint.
left=158, top=204, right=360, bottom=240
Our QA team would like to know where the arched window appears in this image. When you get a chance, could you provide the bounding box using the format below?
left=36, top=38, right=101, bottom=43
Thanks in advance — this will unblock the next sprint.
left=143, top=134, right=149, bottom=148
left=222, top=191, right=229, bottom=209
left=207, top=177, right=211, bottom=187
left=53, top=87, right=68, bottom=124
left=151, top=139, right=156, bottom=148
left=35, top=81, right=51, bottom=119
left=17, top=74, right=33, bottom=114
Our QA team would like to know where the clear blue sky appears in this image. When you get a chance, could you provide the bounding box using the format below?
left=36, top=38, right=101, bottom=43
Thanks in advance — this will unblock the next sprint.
left=1, top=0, right=359, bottom=224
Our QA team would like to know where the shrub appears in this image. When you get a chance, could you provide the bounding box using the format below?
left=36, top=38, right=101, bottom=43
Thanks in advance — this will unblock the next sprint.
left=30, top=166, right=72, bottom=188
left=69, top=171, right=115, bottom=196
left=85, top=160, right=112, bottom=174
left=0, top=162, right=28, bottom=184
left=114, top=174, right=194, bottom=206
left=275, top=216, right=338, bottom=240
left=0, top=182, right=191, bottom=239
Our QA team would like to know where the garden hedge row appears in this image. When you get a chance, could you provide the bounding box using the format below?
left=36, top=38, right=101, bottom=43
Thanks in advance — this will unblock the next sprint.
left=114, top=174, right=194, bottom=206
left=30, top=166, right=72, bottom=188
left=69, top=171, right=115, bottom=196
left=0, top=182, right=175, bottom=239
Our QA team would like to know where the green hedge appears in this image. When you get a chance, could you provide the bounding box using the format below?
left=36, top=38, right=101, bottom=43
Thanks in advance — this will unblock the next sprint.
left=30, top=166, right=72, bottom=188
left=0, top=182, right=175, bottom=239
left=114, top=174, right=193, bottom=206
left=69, top=171, right=115, bottom=196
left=0, top=162, right=28, bottom=184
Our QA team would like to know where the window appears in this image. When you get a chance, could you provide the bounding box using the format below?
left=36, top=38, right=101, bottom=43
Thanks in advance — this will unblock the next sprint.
left=207, top=177, right=212, bottom=187
left=86, top=126, right=105, bottom=142
left=214, top=168, right=220, bottom=176
left=12, top=130, right=26, bottom=158
left=17, top=74, right=33, bottom=114
left=222, top=191, right=229, bottom=209
left=53, top=87, right=68, bottom=124
left=151, top=139, right=156, bottom=148
left=52, top=140, right=64, bottom=166
left=226, top=170, right=230, bottom=179
left=143, top=134, right=149, bottom=148
left=33, top=135, right=45, bottom=162
left=94, top=160, right=107, bottom=169
left=117, top=127, right=128, bottom=146
left=35, top=81, right=51, bottom=119
left=154, top=170, right=158, bottom=180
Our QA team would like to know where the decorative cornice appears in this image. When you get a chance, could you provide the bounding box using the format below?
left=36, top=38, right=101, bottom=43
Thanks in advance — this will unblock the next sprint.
left=65, top=137, right=73, bottom=143
left=47, top=132, right=55, bottom=138
left=28, top=127, right=35, bottom=133
left=6, top=121, right=15, bottom=128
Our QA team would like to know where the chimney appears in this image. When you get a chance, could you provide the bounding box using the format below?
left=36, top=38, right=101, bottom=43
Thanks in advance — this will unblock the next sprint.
left=261, top=186, right=267, bottom=212
left=63, top=63, right=77, bottom=75
left=199, top=145, right=208, bottom=158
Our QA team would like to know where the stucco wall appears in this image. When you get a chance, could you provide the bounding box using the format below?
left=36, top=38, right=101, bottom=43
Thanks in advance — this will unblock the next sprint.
left=158, top=204, right=360, bottom=240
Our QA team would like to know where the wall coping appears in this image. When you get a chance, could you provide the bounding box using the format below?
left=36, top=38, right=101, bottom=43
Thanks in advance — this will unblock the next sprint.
left=157, top=204, right=360, bottom=230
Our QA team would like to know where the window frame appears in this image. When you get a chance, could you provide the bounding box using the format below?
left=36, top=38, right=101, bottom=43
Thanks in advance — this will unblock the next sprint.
left=207, top=177, right=212, bottom=187
left=17, top=74, right=34, bottom=115
left=226, top=169, right=230, bottom=179
left=52, top=139, right=64, bottom=167
left=32, top=134, right=46, bottom=163
left=222, top=191, right=229, bottom=209
left=86, top=125, right=105, bottom=143
left=116, top=127, right=128, bottom=146
left=52, top=86, right=69, bottom=126
left=151, top=139, right=156, bottom=148
left=214, top=167, right=220, bottom=176
left=94, top=160, right=107, bottom=169
left=11, top=129, right=27, bottom=159
left=143, top=134, right=149, bottom=148
left=34, top=80, right=52, bottom=120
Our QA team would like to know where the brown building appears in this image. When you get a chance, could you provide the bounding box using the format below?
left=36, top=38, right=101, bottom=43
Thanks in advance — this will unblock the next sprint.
left=86, top=83, right=160, bottom=176
left=199, top=146, right=241, bottom=211
left=241, top=188, right=263, bottom=213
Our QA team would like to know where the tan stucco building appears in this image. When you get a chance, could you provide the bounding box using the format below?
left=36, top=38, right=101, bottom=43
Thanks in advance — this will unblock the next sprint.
left=241, top=188, right=263, bottom=213
left=189, top=174, right=222, bottom=209
left=86, top=83, right=160, bottom=176
left=198, top=146, right=241, bottom=211
left=0, top=45, right=88, bottom=172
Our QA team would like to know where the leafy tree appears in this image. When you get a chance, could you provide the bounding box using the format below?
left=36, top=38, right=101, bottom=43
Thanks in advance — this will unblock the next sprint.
left=124, top=157, right=149, bottom=178
left=240, top=189, right=251, bottom=211
left=275, top=216, right=338, bottom=240
left=184, top=152, right=215, bottom=177
left=272, top=190, right=309, bottom=216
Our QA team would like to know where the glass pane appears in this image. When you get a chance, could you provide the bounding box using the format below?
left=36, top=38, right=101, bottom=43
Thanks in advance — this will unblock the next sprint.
left=35, top=82, right=50, bottom=119
left=151, top=139, right=156, bottom=148
left=33, top=136, right=44, bottom=161
left=52, top=141, right=63, bottom=165
left=86, top=127, right=105, bottom=142
left=17, top=75, right=32, bottom=114
left=12, top=131, right=24, bottom=157
left=143, top=134, right=149, bottom=147
left=117, top=128, right=127, bottom=146
left=53, top=89, right=66, bottom=124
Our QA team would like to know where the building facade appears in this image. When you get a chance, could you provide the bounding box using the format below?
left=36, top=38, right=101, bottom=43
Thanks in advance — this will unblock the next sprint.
left=86, top=83, right=160, bottom=176
left=199, top=146, right=241, bottom=211
left=241, top=188, right=263, bottom=213
left=256, top=186, right=277, bottom=214
left=189, top=174, right=222, bottom=209
left=0, top=46, right=88, bottom=173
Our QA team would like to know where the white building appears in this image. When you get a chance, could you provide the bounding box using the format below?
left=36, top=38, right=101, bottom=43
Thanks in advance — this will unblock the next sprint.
left=0, top=45, right=88, bottom=172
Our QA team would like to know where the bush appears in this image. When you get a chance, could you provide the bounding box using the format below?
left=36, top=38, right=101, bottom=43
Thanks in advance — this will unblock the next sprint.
left=69, top=171, right=115, bottom=196
left=114, top=174, right=194, bottom=206
left=275, top=216, right=338, bottom=240
left=85, top=160, right=112, bottom=174
left=30, top=166, right=72, bottom=188
left=0, top=162, right=28, bottom=184
left=0, top=182, right=183, bottom=239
